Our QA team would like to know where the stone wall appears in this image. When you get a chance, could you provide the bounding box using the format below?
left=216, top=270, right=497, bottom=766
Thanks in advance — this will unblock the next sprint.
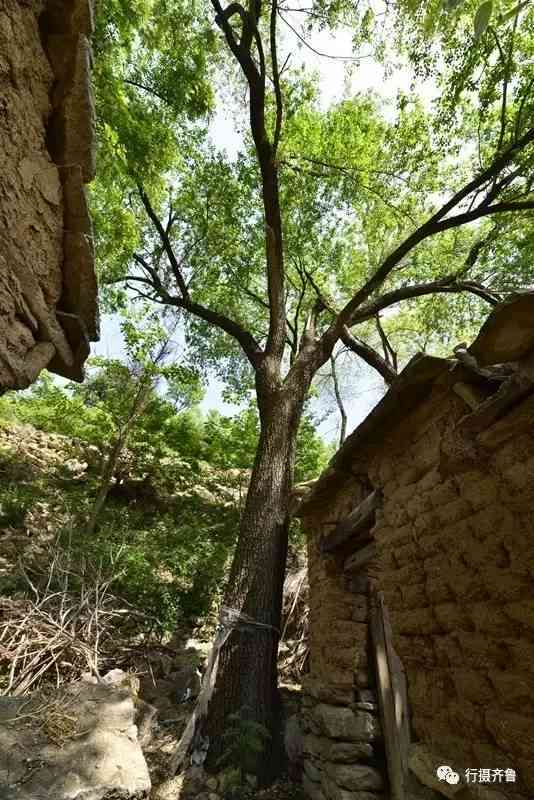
left=300, top=332, right=534, bottom=800
left=0, top=0, right=98, bottom=391
left=301, top=479, right=386, bottom=800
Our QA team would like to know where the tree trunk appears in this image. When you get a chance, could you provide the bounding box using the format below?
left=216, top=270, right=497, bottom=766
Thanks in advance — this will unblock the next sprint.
left=85, top=379, right=151, bottom=536
left=203, top=375, right=306, bottom=783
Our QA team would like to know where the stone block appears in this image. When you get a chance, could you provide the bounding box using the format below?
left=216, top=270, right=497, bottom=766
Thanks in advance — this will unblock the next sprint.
left=450, top=668, right=495, bottom=706
left=329, top=620, right=368, bottom=650
left=324, top=763, right=384, bottom=792
left=303, top=774, right=327, bottom=800
left=429, top=478, right=459, bottom=509
left=326, top=741, right=374, bottom=763
left=345, top=574, right=369, bottom=594
left=302, top=678, right=355, bottom=706
left=435, top=497, right=472, bottom=527
left=504, top=599, right=534, bottom=630
left=479, top=566, right=530, bottom=603
left=303, top=733, right=330, bottom=758
left=434, top=602, right=469, bottom=632
left=468, top=602, right=514, bottom=638
left=447, top=699, right=487, bottom=738
left=389, top=607, right=439, bottom=636
left=425, top=575, right=455, bottom=605
left=321, top=773, right=384, bottom=800
left=0, top=682, right=150, bottom=800
left=305, top=758, right=323, bottom=783
left=417, top=530, right=443, bottom=558
left=487, top=669, right=533, bottom=709
left=313, top=704, right=380, bottom=742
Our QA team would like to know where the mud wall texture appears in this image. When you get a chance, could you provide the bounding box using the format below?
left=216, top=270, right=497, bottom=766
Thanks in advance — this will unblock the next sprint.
left=369, top=386, right=534, bottom=798
left=301, top=324, right=534, bottom=800
left=0, top=0, right=98, bottom=392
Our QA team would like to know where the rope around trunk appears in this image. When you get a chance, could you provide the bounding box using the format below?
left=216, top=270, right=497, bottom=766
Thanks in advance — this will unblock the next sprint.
left=168, top=606, right=279, bottom=776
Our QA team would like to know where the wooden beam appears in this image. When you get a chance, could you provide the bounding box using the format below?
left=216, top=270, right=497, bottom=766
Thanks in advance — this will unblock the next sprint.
left=320, top=489, right=382, bottom=553
left=452, top=381, right=488, bottom=411
left=344, top=542, right=377, bottom=573
left=370, top=590, right=408, bottom=800
left=457, top=372, right=533, bottom=435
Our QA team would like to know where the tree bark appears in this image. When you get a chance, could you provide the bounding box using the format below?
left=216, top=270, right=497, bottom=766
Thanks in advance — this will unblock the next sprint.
left=203, top=370, right=307, bottom=782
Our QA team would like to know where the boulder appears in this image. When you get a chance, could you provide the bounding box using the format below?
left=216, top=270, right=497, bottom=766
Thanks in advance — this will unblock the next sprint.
left=0, top=681, right=150, bottom=800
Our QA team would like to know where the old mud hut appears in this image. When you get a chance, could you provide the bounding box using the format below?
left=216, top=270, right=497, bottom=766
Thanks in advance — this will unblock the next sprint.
left=297, top=293, right=534, bottom=800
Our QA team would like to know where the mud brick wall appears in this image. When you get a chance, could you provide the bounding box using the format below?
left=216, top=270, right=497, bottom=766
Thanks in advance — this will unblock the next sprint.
left=303, top=376, right=534, bottom=800
left=0, top=0, right=98, bottom=391
left=366, top=387, right=534, bottom=799
left=302, top=480, right=386, bottom=800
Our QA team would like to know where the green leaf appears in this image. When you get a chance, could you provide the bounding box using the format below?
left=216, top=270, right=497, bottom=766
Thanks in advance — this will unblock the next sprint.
left=474, top=1, right=493, bottom=39
left=499, top=0, right=531, bottom=24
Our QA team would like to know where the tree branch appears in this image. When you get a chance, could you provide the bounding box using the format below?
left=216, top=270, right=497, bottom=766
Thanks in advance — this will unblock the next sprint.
left=375, top=314, right=397, bottom=373
left=330, top=353, right=348, bottom=446
left=270, top=0, right=283, bottom=154
left=336, top=126, right=534, bottom=327
left=137, top=185, right=190, bottom=300
left=212, top=1, right=286, bottom=364
left=170, top=296, right=263, bottom=368
left=340, top=327, right=397, bottom=385
left=134, top=191, right=263, bottom=368
left=351, top=277, right=500, bottom=324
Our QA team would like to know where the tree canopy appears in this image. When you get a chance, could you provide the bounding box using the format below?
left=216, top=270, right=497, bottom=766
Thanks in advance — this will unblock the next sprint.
left=86, top=0, right=534, bottom=779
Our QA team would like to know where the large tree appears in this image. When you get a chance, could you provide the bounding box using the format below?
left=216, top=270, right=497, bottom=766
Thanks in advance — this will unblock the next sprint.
left=94, top=0, right=534, bottom=780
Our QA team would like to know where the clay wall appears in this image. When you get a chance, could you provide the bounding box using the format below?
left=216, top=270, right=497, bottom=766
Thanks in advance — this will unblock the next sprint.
left=369, top=387, right=534, bottom=798
left=302, top=360, right=534, bottom=799
left=0, top=0, right=98, bottom=391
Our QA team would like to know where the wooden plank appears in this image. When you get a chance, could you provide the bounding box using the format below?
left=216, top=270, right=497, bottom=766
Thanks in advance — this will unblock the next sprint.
left=320, top=489, right=382, bottom=553
left=382, top=602, right=410, bottom=778
left=343, top=542, right=377, bottom=573
left=452, top=381, right=488, bottom=411
left=370, top=590, right=406, bottom=800
left=457, top=373, right=533, bottom=435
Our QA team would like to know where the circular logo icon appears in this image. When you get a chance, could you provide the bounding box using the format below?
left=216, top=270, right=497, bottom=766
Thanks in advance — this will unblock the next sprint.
left=437, top=765, right=452, bottom=781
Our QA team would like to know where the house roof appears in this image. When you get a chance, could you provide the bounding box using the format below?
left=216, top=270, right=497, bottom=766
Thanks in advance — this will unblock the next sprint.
left=298, top=291, right=534, bottom=515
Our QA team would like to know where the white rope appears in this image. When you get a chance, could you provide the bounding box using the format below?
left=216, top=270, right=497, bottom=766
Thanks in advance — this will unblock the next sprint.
left=168, top=606, right=279, bottom=776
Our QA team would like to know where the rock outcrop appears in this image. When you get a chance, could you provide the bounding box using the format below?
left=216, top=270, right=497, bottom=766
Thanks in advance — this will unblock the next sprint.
left=0, top=0, right=98, bottom=392
left=0, top=678, right=151, bottom=800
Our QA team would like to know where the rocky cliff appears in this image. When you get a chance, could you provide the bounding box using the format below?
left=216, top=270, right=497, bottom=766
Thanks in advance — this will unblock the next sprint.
left=0, top=0, right=98, bottom=391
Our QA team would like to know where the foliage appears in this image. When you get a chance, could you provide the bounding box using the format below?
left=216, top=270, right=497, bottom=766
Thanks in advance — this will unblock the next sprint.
left=217, top=706, right=271, bottom=780
left=91, top=0, right=217, bottom=291
left=0, top=365, right=329, bottom=629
